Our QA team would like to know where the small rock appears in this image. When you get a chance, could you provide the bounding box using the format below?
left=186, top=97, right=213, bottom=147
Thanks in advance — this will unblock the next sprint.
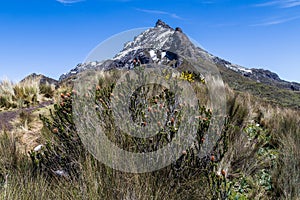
left=34, top=144, right=44, bottom=152
left=54, top=170, right=68, bottom=177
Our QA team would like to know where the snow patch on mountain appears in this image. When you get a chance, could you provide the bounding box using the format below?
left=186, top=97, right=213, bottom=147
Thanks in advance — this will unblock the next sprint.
left=225, top=64, right=252, bottom=74
left=59, top=61, right=103, bottom=81
left=114, top=27, right=174, bottom=60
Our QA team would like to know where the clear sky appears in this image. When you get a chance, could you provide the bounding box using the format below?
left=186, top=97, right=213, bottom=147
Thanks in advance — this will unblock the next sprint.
left=0, top=0, right=299, bottom=83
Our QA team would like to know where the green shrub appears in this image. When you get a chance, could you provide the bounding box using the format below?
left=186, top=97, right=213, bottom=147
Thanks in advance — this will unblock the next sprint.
left=30, top=90, right=83, bottom=178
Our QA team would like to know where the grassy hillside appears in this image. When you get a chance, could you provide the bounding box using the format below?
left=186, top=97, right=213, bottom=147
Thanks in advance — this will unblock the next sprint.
left=218, top=65, right=300, bottom=109
left=0, top=68, right=299, bottom=199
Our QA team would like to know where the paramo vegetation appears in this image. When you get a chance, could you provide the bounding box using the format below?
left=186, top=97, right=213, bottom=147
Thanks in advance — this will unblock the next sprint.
left=0, top=68, right=299, bottom=199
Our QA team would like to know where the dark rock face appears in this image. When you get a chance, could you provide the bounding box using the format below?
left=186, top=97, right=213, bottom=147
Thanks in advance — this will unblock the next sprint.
left=109, top=48, right=181, bottom=69
left=213, top=57, right=231, bottom=66
left=155, top=19, right=174, bottom=30
left=175, top=27, right=183, bottom=33
left=291, top=84, right=296, bottom=91
left=111, top=48, right=153, bottom=69
left=290, top=84, right=300, bottom=91
left=252, top=69, right=281, bottom=81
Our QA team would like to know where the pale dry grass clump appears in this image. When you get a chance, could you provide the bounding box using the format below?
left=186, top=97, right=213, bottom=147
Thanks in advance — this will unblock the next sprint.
left=0, top=79, right=15, bottom=109
left=0, top=77, right=42, bottom=110
left=12, top=109, right=48, bottom=154
left=0, top=75, right=56, bottom=110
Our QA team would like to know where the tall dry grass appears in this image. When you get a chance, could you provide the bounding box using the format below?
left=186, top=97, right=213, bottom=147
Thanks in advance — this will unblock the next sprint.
left=220, top=87, right=300, bottom=199
left=266, top=109, right=300, bottom=199
left=0, top=79, right=15, bottom=109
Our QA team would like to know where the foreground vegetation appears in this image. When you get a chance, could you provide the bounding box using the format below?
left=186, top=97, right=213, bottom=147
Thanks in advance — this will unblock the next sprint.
left=0, top=69, right=299, bottom=199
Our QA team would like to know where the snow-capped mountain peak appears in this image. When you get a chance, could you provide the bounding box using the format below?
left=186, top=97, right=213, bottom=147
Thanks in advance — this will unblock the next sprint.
left=113, top=21, right=175, bottom=60
left=58, top=20, right=300, bottom=91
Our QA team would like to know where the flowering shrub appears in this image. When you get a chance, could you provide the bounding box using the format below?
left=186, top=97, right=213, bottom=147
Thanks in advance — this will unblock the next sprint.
left=179, top=71, right=205, bottom=84
left=30, top=90, right=84, bottom=177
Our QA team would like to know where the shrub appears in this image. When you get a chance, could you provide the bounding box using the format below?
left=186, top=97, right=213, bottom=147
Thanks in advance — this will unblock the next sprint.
left=30, top=90, right=84, bottom=178
left=29, top=69, right=234, bottom=199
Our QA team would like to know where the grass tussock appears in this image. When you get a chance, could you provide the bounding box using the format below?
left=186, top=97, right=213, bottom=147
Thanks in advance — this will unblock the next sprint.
left=0, top=77, right=55, bottom=111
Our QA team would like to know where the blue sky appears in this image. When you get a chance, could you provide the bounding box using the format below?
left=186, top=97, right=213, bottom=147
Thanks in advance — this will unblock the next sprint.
left=0, top=0, right=299, bottom=82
